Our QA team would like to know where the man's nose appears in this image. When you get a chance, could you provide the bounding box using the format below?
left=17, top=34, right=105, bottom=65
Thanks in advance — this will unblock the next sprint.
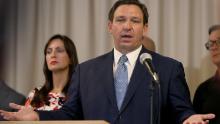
left=123, top=21, right=132, bottom=30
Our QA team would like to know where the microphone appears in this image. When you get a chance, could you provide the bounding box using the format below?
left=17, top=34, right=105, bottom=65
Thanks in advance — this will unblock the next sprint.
left=140, top=53, right=161, bottom=124
left=140, top=53, right=159, bottom=82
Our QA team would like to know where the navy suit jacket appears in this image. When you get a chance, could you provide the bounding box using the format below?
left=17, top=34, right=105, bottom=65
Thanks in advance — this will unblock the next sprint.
left=39, top=47, right=195, bottom=124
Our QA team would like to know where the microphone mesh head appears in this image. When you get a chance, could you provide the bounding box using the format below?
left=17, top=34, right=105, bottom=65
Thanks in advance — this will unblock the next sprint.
left=139, top=53, right=152, bottom=64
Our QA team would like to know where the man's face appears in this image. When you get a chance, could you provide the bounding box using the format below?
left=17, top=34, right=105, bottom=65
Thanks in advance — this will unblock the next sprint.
left=209, top=29, right=220, bottom=67
left=108, top=5, right=148, bottom=54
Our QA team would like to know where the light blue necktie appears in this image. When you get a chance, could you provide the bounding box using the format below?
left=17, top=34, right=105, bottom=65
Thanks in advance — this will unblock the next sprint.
left=114, top=55, right=128, bottom=110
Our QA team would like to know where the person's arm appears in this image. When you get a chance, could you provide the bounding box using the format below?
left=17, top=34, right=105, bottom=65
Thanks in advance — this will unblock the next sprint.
left=168, top=62, right=195, bottom=123
left=0, top=103, right=39, bottom=121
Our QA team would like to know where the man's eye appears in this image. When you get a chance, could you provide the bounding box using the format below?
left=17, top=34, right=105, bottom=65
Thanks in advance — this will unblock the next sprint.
left=133, top=20, right=141, bottom=23
left=115, top=18, right=125, bottom=22
left=131, top=19, right=141, bottom=23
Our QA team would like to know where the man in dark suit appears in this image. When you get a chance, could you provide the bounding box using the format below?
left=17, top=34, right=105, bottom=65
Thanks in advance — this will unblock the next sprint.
left=0, top=0, right=215, bottom=123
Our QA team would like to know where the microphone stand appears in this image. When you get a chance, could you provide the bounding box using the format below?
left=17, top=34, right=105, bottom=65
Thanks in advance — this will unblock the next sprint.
left=141, top=58, right=161, bottom=124
left=149, top=72, right=161, bottom=124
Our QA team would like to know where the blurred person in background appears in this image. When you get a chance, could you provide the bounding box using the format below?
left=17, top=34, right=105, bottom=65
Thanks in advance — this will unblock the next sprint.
left=193, top=24, right=220, bottom=124
left=142, top=35, right=156, bottom=52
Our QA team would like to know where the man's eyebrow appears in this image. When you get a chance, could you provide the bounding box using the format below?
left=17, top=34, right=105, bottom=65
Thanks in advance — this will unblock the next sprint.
left=115, top=16, right=125, bottom=18
left=131, top=17, right=141, bottom=20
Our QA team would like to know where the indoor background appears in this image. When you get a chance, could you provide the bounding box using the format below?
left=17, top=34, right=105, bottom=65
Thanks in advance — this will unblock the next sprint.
left=0, top=0, right=219, bottom=99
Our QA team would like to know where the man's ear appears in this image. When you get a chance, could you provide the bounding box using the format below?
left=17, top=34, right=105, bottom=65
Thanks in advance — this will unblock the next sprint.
left=143, top=24, right=148, bottom=34
left=108, top=21, right=113, bottom=34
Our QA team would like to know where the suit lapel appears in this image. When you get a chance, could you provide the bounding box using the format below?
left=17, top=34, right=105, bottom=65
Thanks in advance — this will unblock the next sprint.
left=119, top=48, right=153, bottom=112
left=102, top=51, right=119, bottom=110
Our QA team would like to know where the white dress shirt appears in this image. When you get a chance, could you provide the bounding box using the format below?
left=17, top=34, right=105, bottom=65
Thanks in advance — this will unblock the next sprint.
left=113, top=45, right=142, bottom=83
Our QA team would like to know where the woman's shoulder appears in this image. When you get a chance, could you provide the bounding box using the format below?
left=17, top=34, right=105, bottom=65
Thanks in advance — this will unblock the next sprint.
left=27, top=86, right=42, bottom=97
left=24, top=86, right=42, bottom=107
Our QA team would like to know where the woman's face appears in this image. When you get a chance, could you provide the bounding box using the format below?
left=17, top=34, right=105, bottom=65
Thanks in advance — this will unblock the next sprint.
left=46, top=39, right=70, bottom=72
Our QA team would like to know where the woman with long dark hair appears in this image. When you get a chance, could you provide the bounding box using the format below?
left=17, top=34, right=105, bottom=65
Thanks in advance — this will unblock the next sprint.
left=25, top=34, right=78, bottom=110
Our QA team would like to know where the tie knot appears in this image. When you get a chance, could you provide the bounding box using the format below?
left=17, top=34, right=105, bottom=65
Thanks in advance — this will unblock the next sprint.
left=118, top=55, right=128, bottom=64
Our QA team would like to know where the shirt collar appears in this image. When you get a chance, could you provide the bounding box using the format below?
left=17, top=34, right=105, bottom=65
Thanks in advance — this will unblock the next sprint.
left=114, top=45, right=142, bottom=66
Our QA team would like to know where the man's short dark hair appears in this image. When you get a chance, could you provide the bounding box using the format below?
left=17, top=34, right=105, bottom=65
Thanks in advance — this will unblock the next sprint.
left=208, top=24, right=220, bottom=35
left=108, top=0, right=149, bottom=25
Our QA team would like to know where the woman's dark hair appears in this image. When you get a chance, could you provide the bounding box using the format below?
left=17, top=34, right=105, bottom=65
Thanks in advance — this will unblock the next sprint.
left=108, top=0, right=149, bottom=25
left=31, top=34, right=79, bottom=107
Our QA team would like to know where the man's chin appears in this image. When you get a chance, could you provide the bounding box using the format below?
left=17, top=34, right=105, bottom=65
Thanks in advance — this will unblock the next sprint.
left=118, top=45, right=140, bottom=54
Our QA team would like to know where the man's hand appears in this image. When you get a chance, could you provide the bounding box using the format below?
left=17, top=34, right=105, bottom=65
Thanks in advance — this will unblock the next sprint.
left=183, top=114, right=215, bottom=124
left=0, top=103, right=39, bottom=121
